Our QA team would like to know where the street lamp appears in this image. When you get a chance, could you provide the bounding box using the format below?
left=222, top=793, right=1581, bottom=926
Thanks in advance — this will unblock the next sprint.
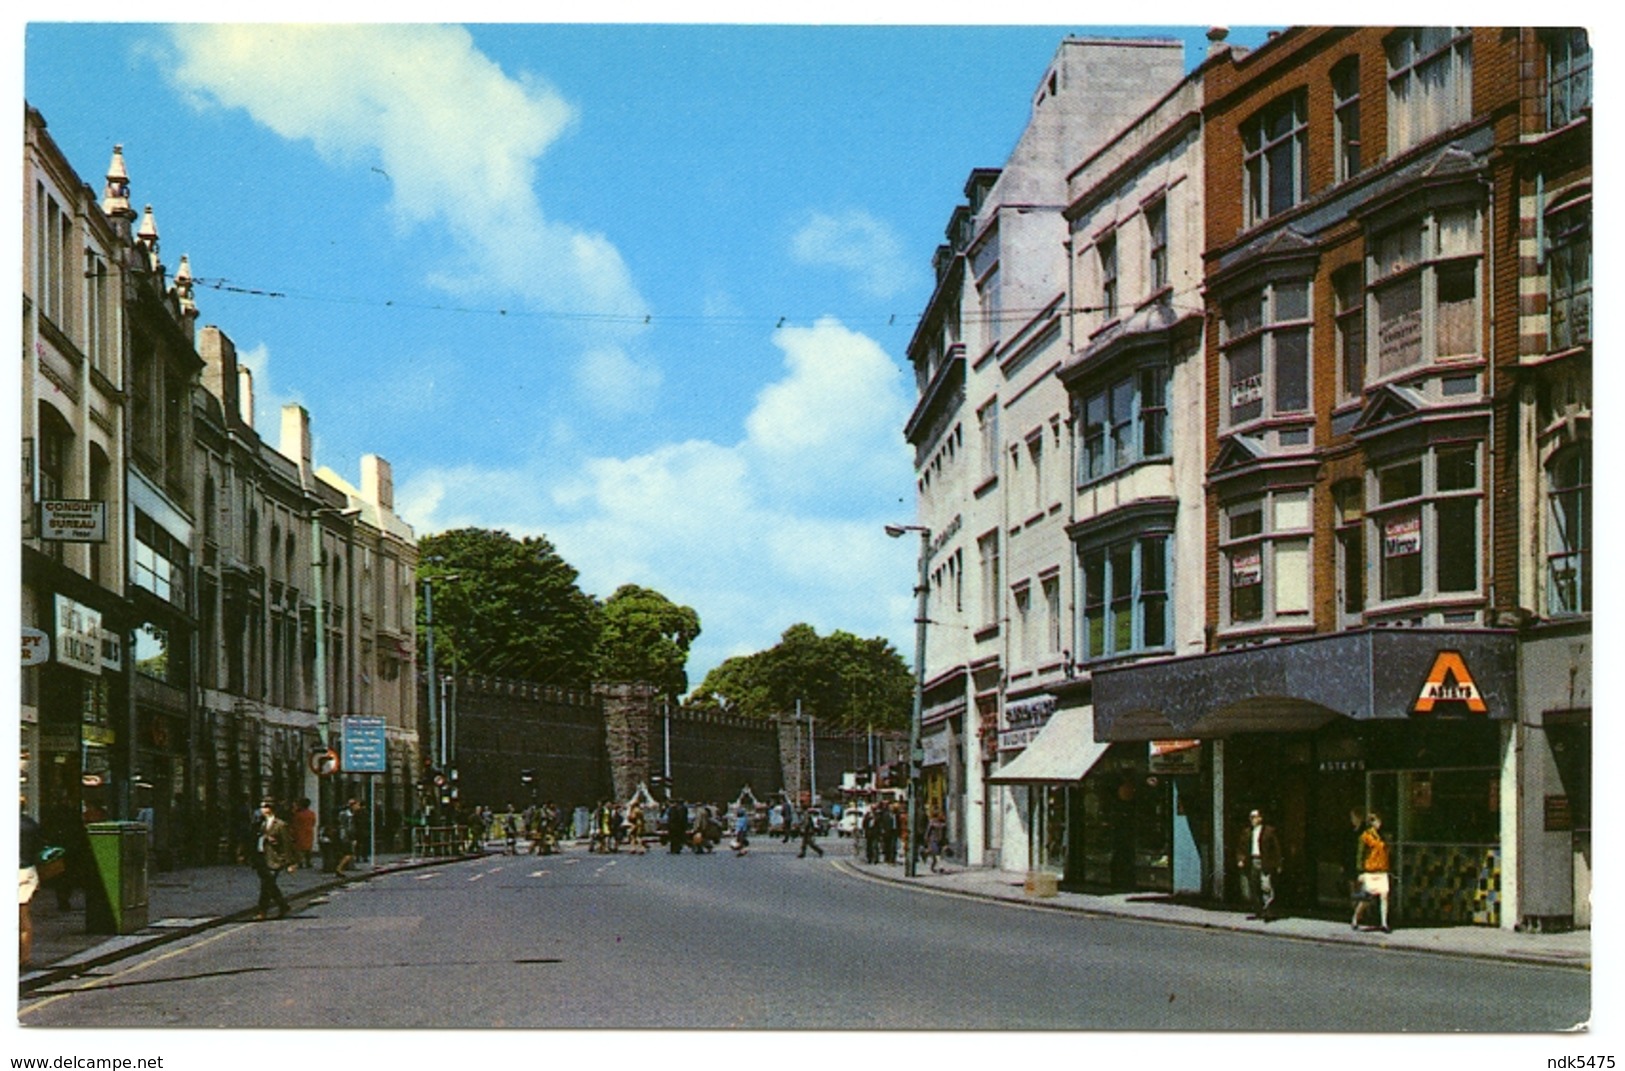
left=886, top=522, right=930, bottom=878
left=421, top=566, right=461, bottom=772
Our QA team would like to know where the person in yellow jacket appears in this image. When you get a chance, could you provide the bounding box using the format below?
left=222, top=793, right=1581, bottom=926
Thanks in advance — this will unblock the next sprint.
left=1352, top=812, right=1392, bottom=933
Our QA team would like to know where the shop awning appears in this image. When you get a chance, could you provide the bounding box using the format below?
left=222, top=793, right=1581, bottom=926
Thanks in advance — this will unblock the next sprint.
left=986, top=707, right=1110, bottom=785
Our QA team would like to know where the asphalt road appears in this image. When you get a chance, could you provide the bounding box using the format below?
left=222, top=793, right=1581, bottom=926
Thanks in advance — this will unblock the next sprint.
left=18, top=839, right=1589, bottom=1031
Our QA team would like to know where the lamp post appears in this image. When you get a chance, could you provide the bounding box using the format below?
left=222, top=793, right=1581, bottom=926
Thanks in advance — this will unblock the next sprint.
left=886, top=522, right=930, bottom=878
left=311, top=505, right=359, bottom=834
left=421, top=567, right=460, bottom=773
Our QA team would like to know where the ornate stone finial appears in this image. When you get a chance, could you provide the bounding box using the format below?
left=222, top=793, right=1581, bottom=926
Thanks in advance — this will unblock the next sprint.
left=1207, top=26, right=1231, bottom=58
left=102, top=145, right=134, bottom=222
left=137, top=203, right=162, bottom=273
left=173, top=254, right=198, bottom=319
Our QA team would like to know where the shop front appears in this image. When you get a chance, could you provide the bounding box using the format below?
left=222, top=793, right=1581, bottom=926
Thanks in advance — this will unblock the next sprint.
left=1093, top=629, right=1518, bottom=926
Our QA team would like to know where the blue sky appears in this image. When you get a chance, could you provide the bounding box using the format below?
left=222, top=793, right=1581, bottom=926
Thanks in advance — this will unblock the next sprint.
left=24, top=21, right=1279, bottom=686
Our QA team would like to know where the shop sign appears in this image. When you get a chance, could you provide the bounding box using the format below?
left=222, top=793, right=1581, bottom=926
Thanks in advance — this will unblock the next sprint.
left=1230, top=550, right=1261, bottom=587
left=1544, top=795, right=1572, bottom=832
left=1149, top=739, right=1201, bottom=775
left=81, top=724, right=116, bottom=747
left=39, top=499, right=107, bottom=542
left=54, top=596, right=102, bottom=676
left=1230, top=374, right=1263, bottom=410
left=1384, top=514, right=1421, bottom=558
left=1000, top=694, right=1055, bottom=752
left=1318, top=758, right=1366, bottom=773
left=922, top=731, right=951, bottom=768
left=1412, top=649, right=1489, bottom=714
left=21, top=626, right=49, bottom=667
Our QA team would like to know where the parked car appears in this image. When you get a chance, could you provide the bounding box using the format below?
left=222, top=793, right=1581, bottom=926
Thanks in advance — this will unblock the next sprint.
left=837, top=804, right=868, bottom=838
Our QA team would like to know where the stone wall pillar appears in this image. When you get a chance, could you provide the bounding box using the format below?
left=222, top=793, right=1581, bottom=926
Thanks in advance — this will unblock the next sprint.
left=776, top=711, right=803, bottom=806
left=596, top=682, right=656, bottom=802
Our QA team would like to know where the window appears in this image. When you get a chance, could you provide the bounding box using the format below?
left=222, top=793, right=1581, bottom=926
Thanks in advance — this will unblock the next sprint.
left=1013, top=585, right=1032, bottom=665
left=85, top=251, right=110, bottom=376
left=1222, top=490, right=1312, bottom=628
left=1043, top=575, right=1062, bottom=655
left=1371, top=443, right=1481, bottom=605
left=1546, top=29, right=1591, bottom=128
left=1548, top=199, right=1591, bottom=350
left=978, top=531, right=1001, bottom=631
left=1370, top=206, right=1481, bottom=380
left=1079, top=367, right=1167, bottom=481
left=35, top=184, right=70, bottom=327
left=977, top=264, right=1001, bottom=340
left=1547, top=446, right=1590, bottom=615
left=1221, top=281, right=1311, bottom=428
left=1145, top=200, right=1169, bottom=293
left=1080, top=534, right=1169, bottom=659
left=1334, top=265, right=1365, bottom=402
left=37, top=405, right=71, bottom=564
left=1332, top=57, right=1362, bottom=182
left=1386, top=28, right=1473, bottom=152
left=1026, top=433, right=1045, bottom=512
left=1243, top=90, right=1308, bottom=225
left=134, top=511, right=189, bottom=609
left=1098, top=232, right=1118, bottom=320
left=1334, top=479, right=1366, bottom=622
left=978, top=400, right=1000, bottom=482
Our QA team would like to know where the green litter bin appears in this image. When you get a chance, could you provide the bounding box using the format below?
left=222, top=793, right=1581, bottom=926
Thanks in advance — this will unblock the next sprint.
left=86, top=821, right=150, bottom=934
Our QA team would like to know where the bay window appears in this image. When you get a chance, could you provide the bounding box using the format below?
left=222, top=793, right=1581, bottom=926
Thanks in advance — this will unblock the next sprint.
left=1371, top=443, right=1481, bottom=605
left=1079, top=533, right=1169, bottom=660
left=1221, top=280, right=1311, bottom=428
left=1079, top=366, right=1167, bottom=481
left=1222, top=489, right=1312, bottom=628
left=1370, top=206, right=1481, bottom=381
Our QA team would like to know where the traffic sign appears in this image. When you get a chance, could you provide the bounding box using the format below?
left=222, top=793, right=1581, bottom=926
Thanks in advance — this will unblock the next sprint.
left=341, top=715, right=388, bottom=773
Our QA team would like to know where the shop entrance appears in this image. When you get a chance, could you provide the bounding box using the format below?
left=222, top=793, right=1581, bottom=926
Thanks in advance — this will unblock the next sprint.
left=1365, top=765, right=1501, bottom=926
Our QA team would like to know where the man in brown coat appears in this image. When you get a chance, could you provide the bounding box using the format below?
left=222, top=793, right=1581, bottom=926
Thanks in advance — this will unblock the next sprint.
left=252, top=800, right=293, bottom=920
left=1235, top=808, right=1283, bottom=921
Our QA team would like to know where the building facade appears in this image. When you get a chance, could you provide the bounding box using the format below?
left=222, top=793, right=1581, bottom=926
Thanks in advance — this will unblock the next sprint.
left=21, top=107, right=423, bottom=864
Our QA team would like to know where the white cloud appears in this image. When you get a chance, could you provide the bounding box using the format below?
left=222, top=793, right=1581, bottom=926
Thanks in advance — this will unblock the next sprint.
left=575, top=347, right=663, bottom=416
left=166, top=24, right=648, bottom=321
left=790, top=209, right=915, bottom=300
left=395, top=317, right=917, bottom=682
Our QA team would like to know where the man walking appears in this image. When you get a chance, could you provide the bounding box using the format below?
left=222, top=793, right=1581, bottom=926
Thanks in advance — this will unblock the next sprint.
left=250, top=800, right=293, bottom=920
left=1236, top=808, right=1283, bottom=921
left=796, top=808, right=825, bottom=858
left=665, top=798, right=689, bottom=854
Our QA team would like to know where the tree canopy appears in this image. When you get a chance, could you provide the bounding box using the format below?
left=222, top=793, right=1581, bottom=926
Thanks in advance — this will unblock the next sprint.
left=416, top=528, right=601, bottom=690
left=687, top=623, right=913, bottom=731
left=594, top=584, right=701, bottom=701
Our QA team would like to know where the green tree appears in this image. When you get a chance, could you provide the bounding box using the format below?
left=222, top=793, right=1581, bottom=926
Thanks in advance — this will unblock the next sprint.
left=594, top=584, right=701, bottom=701
left=417, top=527, right=601, bottom=689
left=688, top=623, right=911, bottom=731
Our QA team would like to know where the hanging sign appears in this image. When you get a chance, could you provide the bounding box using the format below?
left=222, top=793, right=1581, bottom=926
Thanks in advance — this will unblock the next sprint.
left=22, top=626, right=49, bottom=667
left=39, top=499, right=107, bottom=542
left=54, top=596, right=102, bottom=675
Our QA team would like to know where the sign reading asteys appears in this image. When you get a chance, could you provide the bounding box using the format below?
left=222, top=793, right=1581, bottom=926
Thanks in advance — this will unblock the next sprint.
left=1412, top=650, right=1488, bottom=715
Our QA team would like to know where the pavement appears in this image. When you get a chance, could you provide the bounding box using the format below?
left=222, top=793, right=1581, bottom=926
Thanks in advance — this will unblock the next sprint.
left=19, top=838, right=1589, bottom=998
left=837, top=853, right=1592, bottom=971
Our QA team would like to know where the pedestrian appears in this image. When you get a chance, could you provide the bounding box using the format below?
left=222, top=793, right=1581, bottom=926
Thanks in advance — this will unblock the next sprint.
left=880, top=802, right=900, bottom=864
left=626, top=801, right=647, bottom=854
left=249, top=800, right=293, bottom=921
left=1235, top=808, right=1283, bottom=921
left=862, top=805, right=880, bottom=864
left=924, top=808, right=947, bottom=873
left=796, top=808, right=825, bottom=858
left=290, top=797, right=317, bottom=870
left=336, top=798, right=364, bottom=875
left=665, top=798, right=688, bottom=855
left=503, top=806, right=521, bottom=856
left=20, top=801, right=42, bottom=968
left=779, top=798, right=796, bottom=843
left=1352, top=812, right=1393, bottom=933
left=730, top=808, right=751, bottom=855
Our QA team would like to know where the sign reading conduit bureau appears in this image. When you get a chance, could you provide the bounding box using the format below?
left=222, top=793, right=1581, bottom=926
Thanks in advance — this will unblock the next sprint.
left=1412, top=650, right=1488, bottom=715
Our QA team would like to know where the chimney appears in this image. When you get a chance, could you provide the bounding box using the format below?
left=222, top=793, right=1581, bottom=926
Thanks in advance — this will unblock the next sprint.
left=1207, top=26, right=1230, bottom=58
left=362, top=455, right=394, bottom=512
left=280, top=404, right=312, bottom=480
left=237, top=365, right=255, bottom=428
left=197, top=326, right=240, bottom=424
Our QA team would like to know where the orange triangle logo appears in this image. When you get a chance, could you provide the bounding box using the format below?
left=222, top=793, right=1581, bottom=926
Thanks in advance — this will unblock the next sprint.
left=1412, top=650, right=1488, bottom=714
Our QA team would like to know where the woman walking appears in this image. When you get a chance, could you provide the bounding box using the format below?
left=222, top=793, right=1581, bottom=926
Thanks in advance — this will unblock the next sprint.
left=1352, top=812, right=1392, bottom=933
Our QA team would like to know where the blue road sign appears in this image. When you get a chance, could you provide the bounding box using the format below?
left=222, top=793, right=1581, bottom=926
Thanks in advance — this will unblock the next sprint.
left=341, top=715, right=388, bottom=774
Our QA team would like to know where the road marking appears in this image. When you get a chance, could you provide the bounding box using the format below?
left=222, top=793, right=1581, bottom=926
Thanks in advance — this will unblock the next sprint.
left=414, top=872, right=442, bottom=881
left=20, top=923, right=248, bottom=1018
left=530, top=870, right=550, bottom=877
left=563, top=859, right=578, bottom=866
left=468, top=873, right=485, bottom=882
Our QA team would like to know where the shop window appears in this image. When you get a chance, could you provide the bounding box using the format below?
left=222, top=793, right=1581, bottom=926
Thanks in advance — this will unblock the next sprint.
left=1371, top=443, right=1482, bottom=605
left=1370, top=206, right=1481, bottom=381
left=1222, top=490, right=1312, bottom=628
left=1079, top=366, right=1167, bottom=482
left=1243, top=89, right=1309, bottom=226
left=1546, top=446, right=1590, bottom=616
left=1332, top=56, right=1362, bottom=183
left=1221, top=281, right=1311, bottom=429
left=1547, top=199, right=1591, bottom=350
left=1386, top=27, right=1473, bottom=153
left=1545, top=28, right=1591, bottom=129
left=1079, top=533, right=1169, bottom=659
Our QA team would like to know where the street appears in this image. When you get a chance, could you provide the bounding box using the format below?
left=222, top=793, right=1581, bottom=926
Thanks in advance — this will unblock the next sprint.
left=18, top=839, right=1588, bottom=1032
